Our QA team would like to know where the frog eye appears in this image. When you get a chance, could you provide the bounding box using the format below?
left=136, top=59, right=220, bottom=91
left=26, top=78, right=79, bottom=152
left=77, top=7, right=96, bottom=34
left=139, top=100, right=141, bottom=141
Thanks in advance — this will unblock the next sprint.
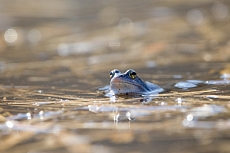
left=114, top=69, right=120, bottom=74
left=109, top=69, right=120, bottom=78
left=129, top=70, right=137, bottom=79
left=109, top=71, right=114, bottom=78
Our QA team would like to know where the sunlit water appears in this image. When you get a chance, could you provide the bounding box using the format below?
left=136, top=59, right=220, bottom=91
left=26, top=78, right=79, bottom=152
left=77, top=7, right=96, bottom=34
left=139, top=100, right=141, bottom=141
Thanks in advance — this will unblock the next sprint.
left=0, top=0, right=230, bottom=153
left=0, top=64, right=230, bottom=153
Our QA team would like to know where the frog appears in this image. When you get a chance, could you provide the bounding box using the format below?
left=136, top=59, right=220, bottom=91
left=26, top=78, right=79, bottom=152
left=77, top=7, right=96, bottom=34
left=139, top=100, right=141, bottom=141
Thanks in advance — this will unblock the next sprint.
left=107, top=69, right=163, bottom=96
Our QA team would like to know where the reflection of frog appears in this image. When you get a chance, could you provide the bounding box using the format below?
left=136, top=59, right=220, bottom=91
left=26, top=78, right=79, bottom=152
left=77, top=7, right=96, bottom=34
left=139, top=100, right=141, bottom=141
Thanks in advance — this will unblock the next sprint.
left=109, top=69, right=163, bottom=96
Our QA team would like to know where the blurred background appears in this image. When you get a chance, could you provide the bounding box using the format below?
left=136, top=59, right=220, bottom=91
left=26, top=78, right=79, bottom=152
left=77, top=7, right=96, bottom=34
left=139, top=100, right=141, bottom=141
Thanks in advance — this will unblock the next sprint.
left=0, top=0, right=230, bottom=86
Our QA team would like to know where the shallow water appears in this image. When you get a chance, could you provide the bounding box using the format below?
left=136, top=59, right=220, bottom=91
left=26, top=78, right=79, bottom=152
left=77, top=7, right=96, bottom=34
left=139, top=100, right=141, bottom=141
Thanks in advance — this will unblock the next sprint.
left=1, top=64, right=230, bottom=153
left=1, top=0, right=230, bottom=153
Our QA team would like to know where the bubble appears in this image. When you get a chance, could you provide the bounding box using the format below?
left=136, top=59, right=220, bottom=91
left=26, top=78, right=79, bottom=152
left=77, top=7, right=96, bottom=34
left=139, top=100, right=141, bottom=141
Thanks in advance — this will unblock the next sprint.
left=182, top=114, right=195, bottom=127
left=160, top=102, right=165, bottom=105
left=212, top=2, right=229, bottom=20
left=6, top=121, right=14, bottom=128
left=187, top=9, right=204, bottom=25
left=118, top=18, right=133, bottom=33
left=28, top=29, right=41, bottom=44
left=88, top=105, right=100, bottom=113
left=187, top=114, right=193, bottom=121
left=4, top=28, right=18, bottom=45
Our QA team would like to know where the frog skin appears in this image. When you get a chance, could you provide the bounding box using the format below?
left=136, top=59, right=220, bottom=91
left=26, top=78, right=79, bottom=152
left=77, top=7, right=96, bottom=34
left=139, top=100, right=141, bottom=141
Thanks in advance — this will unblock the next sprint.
left=108, top=69, right=163, bottom=96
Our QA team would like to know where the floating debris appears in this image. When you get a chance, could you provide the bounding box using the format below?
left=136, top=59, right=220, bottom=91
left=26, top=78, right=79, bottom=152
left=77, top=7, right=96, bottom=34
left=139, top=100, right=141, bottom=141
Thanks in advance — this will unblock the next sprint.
left=206, top=95, right=219, bottom=99
left=186, top=80, right=204, bottom=84
left=33, top=101, right=56, bottom=106
left=174, top=81, right=197, bottom=89
left=205, top=80, right=230, bottom=85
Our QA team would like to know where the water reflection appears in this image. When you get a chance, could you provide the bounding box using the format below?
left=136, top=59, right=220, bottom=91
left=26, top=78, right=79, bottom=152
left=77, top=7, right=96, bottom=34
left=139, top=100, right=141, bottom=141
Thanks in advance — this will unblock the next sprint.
left=28, top=29, right=41, bottom=44
left=204, top=53, right=213, bottom=61
left=212, top=2, right=229, bottom=20
left=88, top=105, right=100, bottom=113
left=220, top=73, right=230, bottom=79
left=174, top=80, right=204, bottom=89
left=4, top=28, right=18, bottom=45
left=205, top=79, right=230, bottom=85
left=0, top=79, right=229, bottom=152
left=0, top=0, right=230, bottom=152
left=175, top=97, right=183, bottom=105
left=187, top=9, right=204, bottom=25
left=174, top=81, right=197, bottom=89
left=5, top=121, right=14, bottom=128
left=183, top=104, right=226, bottom=128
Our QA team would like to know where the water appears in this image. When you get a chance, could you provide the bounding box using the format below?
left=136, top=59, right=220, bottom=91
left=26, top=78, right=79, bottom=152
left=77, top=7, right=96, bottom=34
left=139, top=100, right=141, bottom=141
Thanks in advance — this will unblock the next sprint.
left=1, top=64, right=230, bottom=153
left=0, top=1, right=230, bottom=153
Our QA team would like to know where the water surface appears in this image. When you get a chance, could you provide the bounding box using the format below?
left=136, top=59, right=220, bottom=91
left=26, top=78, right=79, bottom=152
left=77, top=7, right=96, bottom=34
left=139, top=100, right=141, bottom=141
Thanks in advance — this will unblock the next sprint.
left=0, top=1, right=230, bottom=153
